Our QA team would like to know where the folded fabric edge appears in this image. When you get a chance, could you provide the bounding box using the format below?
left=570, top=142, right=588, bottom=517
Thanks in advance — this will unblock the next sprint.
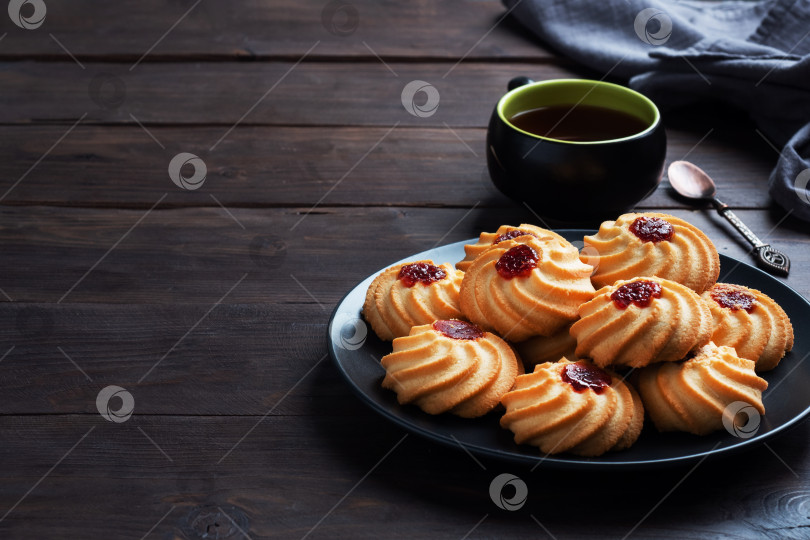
left=769, top=123, right=810, bottom=222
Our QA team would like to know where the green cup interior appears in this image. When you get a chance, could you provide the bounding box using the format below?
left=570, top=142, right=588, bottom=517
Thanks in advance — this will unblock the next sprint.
left=497, top=79, right=660, bottom=144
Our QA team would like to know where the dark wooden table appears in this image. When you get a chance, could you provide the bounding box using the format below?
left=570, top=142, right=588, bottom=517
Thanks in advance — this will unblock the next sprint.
left=1, top=2, right=808, bottom=538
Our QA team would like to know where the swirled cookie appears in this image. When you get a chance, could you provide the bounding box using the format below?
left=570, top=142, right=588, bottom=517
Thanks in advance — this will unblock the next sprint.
left=500, top=359, right=644, bottom=456
left=702, top=283, right=794, bottom=371
left=380, top=320, right=523, bottom=418
left=456, top=224, right=568, bottom=272
left=584, top=212, right=720, bottom=293
left=363, top=260, right=464, bottom=341
left=516, top=324, right=578, bottom=367
left=459, top=236, right=595, bottom=342
left=570, top=277, right=713, bottom=368
left=636, top=342, right=768, bottom=435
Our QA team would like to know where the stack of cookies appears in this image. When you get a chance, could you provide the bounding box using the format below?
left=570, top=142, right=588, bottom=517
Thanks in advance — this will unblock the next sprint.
left=362, top=213, right=794, bottom=457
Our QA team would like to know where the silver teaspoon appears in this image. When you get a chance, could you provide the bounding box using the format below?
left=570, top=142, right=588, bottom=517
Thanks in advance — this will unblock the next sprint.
left=667, top=160, right=790, bottom=277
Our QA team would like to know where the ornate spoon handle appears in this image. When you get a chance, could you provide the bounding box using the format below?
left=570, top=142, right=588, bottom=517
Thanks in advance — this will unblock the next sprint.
left=712, top=198, right=790, bottom=277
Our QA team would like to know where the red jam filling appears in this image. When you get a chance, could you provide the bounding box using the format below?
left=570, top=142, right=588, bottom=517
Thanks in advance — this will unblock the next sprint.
left=710, top=285, right=756, bottom=313
left=610, top=280, right=662, bottom=309
left=561, top=362, right=612, bottom=394
left=494, top=229, right=537, bottom=244
left=629, top=216, right=674, bottom=243
left=433, top=320, right=484, bottom=340
left=495, top=245, right=539, bottom=279
left=397, top=262, right=446, bottom=287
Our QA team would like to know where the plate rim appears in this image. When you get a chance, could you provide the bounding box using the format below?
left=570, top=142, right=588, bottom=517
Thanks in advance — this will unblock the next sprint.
left=327, top=230, right=810, bottom=469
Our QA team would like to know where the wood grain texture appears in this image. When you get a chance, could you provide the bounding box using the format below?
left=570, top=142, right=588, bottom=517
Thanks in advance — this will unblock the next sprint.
left=0, top=206, right=806, bottom=305
left=0, top=125, right=777, bottom=209
left=0, top=415, right=807, bottom=539
left=0, top=303, right=331, bottom=415
left=0, top=61, right=583, bottom=127
left=0, top=0, right=549, bottom=61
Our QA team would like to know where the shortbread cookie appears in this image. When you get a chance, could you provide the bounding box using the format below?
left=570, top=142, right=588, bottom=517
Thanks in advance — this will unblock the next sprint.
left=584, top=212, right=720, bottom=293
left=636, top=342, right=768, bottom=435
left=456, top=224, right=568, bottom=272
left=702, top=283, right=794, bottom=371
left=363, top=260, right=463, bottom=340
left=459, top=236, right=595, bottom=342
left=500, top=359, right=644, bottom=456
left=381, top=320, right=523, bottom=418
left=515, top=324, right=578, bottom=367
left=571, top=277, right=713, bottom=368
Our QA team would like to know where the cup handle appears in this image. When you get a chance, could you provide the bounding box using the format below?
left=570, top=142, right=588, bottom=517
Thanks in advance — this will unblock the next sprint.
left=508, top=77, right=535, bottom=91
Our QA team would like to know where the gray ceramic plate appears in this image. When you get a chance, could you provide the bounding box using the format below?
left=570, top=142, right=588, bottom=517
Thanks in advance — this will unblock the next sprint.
left=327, top=230, right=810, bottom=468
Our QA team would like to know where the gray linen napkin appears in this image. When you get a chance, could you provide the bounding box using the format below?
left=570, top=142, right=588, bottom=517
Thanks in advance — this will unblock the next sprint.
left=503, top=0, right=810, bottom=222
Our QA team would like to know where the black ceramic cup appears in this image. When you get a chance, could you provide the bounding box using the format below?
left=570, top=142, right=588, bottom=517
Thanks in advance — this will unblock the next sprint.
left=487, top=78, right=666, bottom=221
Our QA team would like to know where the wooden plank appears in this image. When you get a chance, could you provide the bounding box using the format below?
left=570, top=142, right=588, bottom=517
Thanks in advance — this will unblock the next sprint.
left=0, top=62, right=581, bottom=127
left=0, top=206, right=806, bottom=306
left=0, top=125, right=776, bottom=209
left=0, top=415, right=807, bottom=538
left=0, top=303, right=338, bottom=415
left=0, top=0, right=550, bottom=60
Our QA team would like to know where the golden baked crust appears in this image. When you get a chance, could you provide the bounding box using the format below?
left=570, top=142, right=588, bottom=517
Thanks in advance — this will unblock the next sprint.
left=702, top=283, right=794, bottom=371
left=636, top=342, right=768, bottom=435
left=456, top=224, right=568, bottom=272
left=570, top=277, right=713, bottom=368
left=516, top=324, right=578, bottom=367
left=459, top=236, right=595, bottom=342
left=363, top=260, right=463, bottom=341
left=500, top=359, right=643, bottom=456
left=584, top=212, right=720, bottom=293
left=381, top=320, right=523, bottom=418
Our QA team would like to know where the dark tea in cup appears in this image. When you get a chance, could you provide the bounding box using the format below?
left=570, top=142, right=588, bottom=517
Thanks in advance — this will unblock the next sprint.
left=508, top=104, right=650, bottom=142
